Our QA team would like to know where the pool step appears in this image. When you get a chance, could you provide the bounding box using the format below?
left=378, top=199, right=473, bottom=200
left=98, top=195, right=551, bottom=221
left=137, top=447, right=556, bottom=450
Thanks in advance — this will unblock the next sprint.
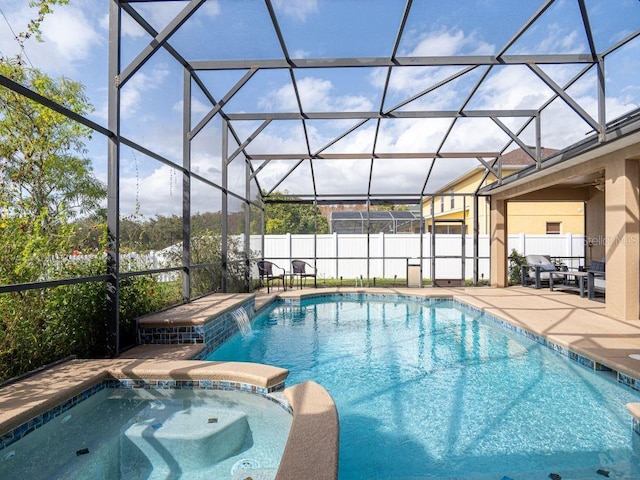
left=124, top=405, right=250, bottom=470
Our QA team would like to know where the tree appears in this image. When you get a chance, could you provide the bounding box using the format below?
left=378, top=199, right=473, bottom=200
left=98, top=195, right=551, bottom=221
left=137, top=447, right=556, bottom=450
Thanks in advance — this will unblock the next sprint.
left=0, top=59, right=106, bottom=231
left=264, top=191, right=329, bottom=234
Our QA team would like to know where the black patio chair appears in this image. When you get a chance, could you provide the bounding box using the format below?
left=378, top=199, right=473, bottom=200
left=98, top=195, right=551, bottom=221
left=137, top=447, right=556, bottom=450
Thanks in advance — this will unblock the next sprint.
left=257, top=260, right=286, bottom=293
left=291, top=259, right=317, bottom=289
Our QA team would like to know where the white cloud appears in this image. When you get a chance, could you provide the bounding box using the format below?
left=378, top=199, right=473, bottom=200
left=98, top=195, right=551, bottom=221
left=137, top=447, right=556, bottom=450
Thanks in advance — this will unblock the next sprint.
left=119, top=162, right=183, bottom=217
left=272, top=0, right=318, bottom=22
left=405, top=29, right=494, bottom=57
left=259, top=76, right=373, bottom=112
left=134, top=1, right=220, bottom=33
left=371, top=29, right=494, bottom=112
left=528, top=24, right=584, bottom=54
left=99, top=11, right=146, bottom=39
left=119, top=64, right=170, bottom=118
left=172, top=97, right=212, bottom=116
left=0, top=2, right=102, bottom=74
left=472, top=66, right=552, bottom=110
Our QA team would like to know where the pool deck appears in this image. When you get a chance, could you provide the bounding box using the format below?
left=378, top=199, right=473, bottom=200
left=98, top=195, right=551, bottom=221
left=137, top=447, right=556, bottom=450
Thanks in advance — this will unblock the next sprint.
left=3, top=285, right=640, bottom=480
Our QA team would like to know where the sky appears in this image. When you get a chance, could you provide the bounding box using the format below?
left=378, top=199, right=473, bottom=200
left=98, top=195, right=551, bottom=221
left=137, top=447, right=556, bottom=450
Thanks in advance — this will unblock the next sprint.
left=0, top=0, right=639, bottom=218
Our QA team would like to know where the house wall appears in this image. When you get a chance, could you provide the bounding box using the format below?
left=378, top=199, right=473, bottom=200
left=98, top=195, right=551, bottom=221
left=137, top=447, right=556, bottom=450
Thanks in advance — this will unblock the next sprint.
left=487, top=135, right=640, bottom=320
left=507, top=202, right=585, bottom=235
left=422, top=170, right=585, bottom=235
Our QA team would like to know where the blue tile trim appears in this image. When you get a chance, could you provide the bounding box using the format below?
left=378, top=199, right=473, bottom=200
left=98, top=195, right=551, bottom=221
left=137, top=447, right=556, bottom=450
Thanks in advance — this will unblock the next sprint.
left=0, top=376, right=287, bottom=453
left=0, top=380, right=109, bottom=452
left=138, top=298, right=255, bottom=360
left=452, top=298, right=613, bottom=376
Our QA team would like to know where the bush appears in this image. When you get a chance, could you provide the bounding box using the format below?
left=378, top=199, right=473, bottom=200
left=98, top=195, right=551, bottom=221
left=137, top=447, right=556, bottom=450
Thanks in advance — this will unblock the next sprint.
left=0, top=253, right=180, bottom=382
left=508, top=249, right=527, bottom=285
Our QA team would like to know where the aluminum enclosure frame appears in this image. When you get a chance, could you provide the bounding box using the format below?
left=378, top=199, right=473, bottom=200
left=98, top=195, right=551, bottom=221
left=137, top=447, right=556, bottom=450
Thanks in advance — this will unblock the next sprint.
left=1, top=0, right=638, bottom=355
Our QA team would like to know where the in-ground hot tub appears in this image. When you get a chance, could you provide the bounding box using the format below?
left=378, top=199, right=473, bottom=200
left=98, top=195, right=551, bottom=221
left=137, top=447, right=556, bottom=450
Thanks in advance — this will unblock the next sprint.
left=0, top=358, right=304, bottom=480
left=0, top=385, right=292, bottom=480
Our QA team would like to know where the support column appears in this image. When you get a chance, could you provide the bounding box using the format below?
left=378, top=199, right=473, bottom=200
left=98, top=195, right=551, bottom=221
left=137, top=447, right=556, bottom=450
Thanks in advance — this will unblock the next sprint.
left=244, top=158, right=251, bottom=293
left=605, top=158, right=640, bottom=320
left=490, top=198, right=508, bottom=288
left=221, top=119, right=228, bottom=292
left=106, top=0, right=121, bottom=355
left=182, top=68, right=191, bottom=302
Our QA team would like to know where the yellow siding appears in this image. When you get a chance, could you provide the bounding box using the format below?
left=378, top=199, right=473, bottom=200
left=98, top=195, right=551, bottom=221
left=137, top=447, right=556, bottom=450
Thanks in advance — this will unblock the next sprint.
left=507, top=202, right=584, bottom=234
left=421, top=168, right=585, bottom=235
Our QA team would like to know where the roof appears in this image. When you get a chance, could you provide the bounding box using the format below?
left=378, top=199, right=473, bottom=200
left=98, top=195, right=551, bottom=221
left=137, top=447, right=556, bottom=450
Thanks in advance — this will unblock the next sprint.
left=501, top=147, right=559, bottom=166
left=423, top=147, right=558, bottom=195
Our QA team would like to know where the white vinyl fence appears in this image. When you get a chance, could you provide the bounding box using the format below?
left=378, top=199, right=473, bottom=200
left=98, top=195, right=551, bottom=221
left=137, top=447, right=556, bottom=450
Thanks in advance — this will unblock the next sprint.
left=258, top=233, right=586, bottom=281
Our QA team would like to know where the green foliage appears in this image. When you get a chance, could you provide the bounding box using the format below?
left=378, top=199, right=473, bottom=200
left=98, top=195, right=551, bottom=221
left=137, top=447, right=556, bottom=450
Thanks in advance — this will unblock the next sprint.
left=264, top=191, right=329, bottom=234
left=162, top=230, right=250, bottom=297
left=0, top=60, right=105, bottom=228
left=0, top=55, right=177, bottom=381
left=16, top=0, right=70, bottom=45
left=508, top=249, right=527, bottom=285
left=0, top=253, right=181, bottom=382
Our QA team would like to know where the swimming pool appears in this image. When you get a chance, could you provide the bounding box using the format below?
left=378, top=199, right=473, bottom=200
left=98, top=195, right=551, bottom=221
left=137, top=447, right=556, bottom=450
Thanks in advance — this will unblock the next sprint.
left=0, top=388, right=292, bottom=480
left=207, top=294, right=640, bottom=479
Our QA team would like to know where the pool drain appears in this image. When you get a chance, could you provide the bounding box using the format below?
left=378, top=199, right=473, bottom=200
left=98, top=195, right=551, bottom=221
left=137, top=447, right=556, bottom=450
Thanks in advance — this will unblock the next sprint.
left=231, top=458, right=260, bottom=474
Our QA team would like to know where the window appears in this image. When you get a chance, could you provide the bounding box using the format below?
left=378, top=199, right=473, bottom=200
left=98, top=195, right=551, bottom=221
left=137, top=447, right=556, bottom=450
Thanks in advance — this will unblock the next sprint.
left=546, top=222, right=561, bottom=235
left=450, top=189, right=455, bottom=209
left=440, top=196, right=444, bottom=213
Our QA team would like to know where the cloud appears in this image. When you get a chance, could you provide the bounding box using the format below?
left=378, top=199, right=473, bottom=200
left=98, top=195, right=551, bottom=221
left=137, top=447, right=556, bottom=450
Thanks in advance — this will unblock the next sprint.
left=119, top=162, right=186, bottom=218
left=272, top=0, right=318, bottom=22
left=404, top=29, right=494, bottom=57
left=119, top=64, right=170, bottom=118
left=515, top=23, right=585, bottom=55
left=259, top=76, right=374, bottom=112
left=370, top=29, right=494, bottom=112
left=172, top=97, right=213, bottom=116
left=133, top=1, right=220, bottom=34
left=0, top=2, right=102, bottom=74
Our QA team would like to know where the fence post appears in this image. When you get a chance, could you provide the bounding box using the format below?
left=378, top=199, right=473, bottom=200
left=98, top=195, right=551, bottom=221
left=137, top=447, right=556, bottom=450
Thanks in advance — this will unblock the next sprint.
left=287, top=232, right=292, bottom=271
left=380, top=232, right=385, bottom=279
left=334, top=232, right=339, bottom=279
left=566, top=233, right=573, bottom=268
left=519, top=232, right=526, bottom=255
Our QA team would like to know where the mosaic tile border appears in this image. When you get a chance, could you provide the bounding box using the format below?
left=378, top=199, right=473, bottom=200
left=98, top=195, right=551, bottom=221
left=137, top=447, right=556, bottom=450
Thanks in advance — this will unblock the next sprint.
left=0, top=376, right=287, bottom=453
left=452, top=299, right=617, bottom=375
left=282, top=292, right=450, bottom=306
left=138, top=298, right=255, bottom=360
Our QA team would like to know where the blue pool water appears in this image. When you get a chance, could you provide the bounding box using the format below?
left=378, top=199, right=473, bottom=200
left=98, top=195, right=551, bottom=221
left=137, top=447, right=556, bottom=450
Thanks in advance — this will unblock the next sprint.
left=208, top=295, right=640, bottom=479
left=0, top=389, right=291, bottom=480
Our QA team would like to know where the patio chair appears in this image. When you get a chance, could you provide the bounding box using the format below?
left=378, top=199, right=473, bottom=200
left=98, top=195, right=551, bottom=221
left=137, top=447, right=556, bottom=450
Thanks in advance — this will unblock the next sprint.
left=257, top=260, right=286, bottom=293
left=587, top=260, right=605, bottom=300
left=521, top=254, right=564, bottom=289
left=291, top=259, right=317, bottom=289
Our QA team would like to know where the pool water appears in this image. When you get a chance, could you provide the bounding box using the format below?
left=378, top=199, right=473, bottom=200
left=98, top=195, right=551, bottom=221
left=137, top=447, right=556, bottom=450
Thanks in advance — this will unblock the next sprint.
left=208, top=296, right=640, bottom=479
left=0, top=389, right=291, bottom=480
